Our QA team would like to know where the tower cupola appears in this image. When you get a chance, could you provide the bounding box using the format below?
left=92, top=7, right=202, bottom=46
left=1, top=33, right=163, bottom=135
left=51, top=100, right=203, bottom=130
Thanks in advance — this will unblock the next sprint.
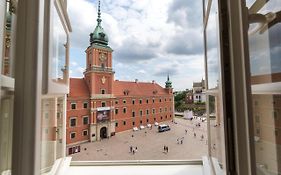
left=165, top=75, right=172, bottom=88
left=89, top=0, right=109, bottom=46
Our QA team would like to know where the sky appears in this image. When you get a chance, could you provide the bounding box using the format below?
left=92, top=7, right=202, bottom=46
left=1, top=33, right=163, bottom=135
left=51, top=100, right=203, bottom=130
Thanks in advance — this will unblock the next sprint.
left=68, top=0, right=205, bottom=91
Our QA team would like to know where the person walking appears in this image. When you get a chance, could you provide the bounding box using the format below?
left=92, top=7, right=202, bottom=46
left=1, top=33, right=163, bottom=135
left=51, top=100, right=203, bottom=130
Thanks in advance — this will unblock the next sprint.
left=130, top=146, right=133, bottom=153
left=163, top=145, right=166, bottom=153
left=135, top=146, right=138, bottom=153
left=185, top=129, right=187, bottom=134
left=166, top=146, right=169, bottom=153
left=194, top=132, right=196, bottom=138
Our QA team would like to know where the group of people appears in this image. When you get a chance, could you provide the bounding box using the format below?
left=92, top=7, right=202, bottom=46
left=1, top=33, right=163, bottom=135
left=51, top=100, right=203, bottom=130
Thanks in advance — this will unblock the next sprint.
left=177, top=137, right=184, bottom=144
left=129, top=146, right=138, bottom=154
left=163, top=145, right=169, bottom=153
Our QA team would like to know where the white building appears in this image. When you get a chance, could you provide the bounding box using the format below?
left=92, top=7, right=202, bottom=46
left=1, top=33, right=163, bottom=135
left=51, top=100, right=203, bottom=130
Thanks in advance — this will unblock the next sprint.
left=192, top=79, right=206, bottom=103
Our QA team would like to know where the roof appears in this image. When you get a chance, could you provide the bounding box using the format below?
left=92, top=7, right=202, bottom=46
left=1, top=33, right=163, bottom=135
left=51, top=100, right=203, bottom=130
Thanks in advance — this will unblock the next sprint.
left=113, top=80, right=169, bottom=96
left=69, top=78, right=89, bottom=98
left=193, top=82, right=202, bottom=87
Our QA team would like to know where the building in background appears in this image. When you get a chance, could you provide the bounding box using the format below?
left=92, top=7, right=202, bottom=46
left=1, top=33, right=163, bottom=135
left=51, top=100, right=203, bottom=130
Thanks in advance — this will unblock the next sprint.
left=66, top=2, right=174, bottom=154
left=192, top=79, right=206, bottom=103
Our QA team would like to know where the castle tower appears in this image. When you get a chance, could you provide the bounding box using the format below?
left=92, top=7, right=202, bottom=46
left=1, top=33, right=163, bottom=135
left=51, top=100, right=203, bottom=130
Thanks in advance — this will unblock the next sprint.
left=165, top=74, right=173, bottom=94
left=84, top=0, right=114, bottom=97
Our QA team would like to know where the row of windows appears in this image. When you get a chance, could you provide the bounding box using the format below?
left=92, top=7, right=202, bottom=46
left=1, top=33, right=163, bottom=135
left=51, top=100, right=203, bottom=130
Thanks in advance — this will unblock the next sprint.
left=70, top=130, right=88, bottom=139
left=70, top=116, right=89, bottom=127
left=115, top=115, right=172, bottom=127
left=115, top=97, right=172, bottom=105
left=71, top=102, right=88, bottom=110
left=70, top=97, right=173, bottom=110
left=115, top=107, right=172, bottom=115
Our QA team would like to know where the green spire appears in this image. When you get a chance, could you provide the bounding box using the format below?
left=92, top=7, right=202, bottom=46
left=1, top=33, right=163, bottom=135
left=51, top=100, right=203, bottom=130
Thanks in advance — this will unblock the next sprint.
left=89, top=0, right=109, bottom=46
left=97, top=0, right=102, bottom=25
left=165, top=74, right=172, bottom=88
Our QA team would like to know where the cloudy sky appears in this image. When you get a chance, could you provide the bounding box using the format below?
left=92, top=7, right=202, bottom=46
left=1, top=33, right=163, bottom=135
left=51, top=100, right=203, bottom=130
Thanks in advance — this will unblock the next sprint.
left=68, top=0, right=205, bottom=91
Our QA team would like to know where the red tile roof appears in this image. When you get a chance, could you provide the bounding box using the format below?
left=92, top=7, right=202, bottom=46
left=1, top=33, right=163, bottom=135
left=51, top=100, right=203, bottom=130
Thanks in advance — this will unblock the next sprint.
left=69, top=78, right=89, bottom=97
left=113, top=80, right=169, bottom=96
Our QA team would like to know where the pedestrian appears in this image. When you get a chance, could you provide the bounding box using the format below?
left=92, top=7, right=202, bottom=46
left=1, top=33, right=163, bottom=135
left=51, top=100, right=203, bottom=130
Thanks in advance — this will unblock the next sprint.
left=166, top=146, right=169, bottom=153
left=180, top=139, right=183, bottom=144
left=163, top=145, right=166, bottom=152
left=131, top=134, right=134, bottom=138
left=145, top=131, right=147, bottom=135
left=201, top=134, right=204, bottom=141
left=194, top=132, right=196, bottom=138
left=185, top=129, right=187, bottom=134
left=135, top=146, right=138, bottom=152
left=130, top=146, right=133, bottom=153
left=132, top=149, right=135, bottom=154
left=177, top=138, right=179, bottom=144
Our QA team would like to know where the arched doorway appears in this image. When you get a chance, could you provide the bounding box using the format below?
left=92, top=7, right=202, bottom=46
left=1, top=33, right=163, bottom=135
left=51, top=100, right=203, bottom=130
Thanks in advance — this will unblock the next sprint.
left=100, top=127, right=107, bottom=139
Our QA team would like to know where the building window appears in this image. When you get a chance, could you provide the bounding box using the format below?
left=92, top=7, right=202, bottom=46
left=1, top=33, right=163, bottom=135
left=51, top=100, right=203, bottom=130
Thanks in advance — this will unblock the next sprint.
left=159, top=108, right=162, bottom=113
left=159, top=98, right=162, bottom=102
left=83, top=102, right=88, bottom=109
left=123, top=100, right=126, bottom=104
left=152, top=108, right=155, bottom=114
left=275, top=129, right=279, bottom=136
left=45, top=112, right=49, bottom=119
left=123, top=121, right=126, bottom=125
left=132, top=99, right=135, bottom=105
left=256, top=128, right=260, bottom=136
left=165, top=115, right=167, bottom=119
left=70, top=118, right=77, bottom=127
left=102, top=102, right=106, bottom=107
left=255, top=115, right=260, bottom=123
left=83, top=116, right=89, bottom=125
left=115, top=100, right=118, bottom=105
left=146, top=109, right=149, bottom=115
left=70, top=132, right=76, bottom=139
left=153, top=98, right=155, bottom=103
left=71, top=103, right=76, bottom=109
left=139, top=99, right=142, bottom=104
left=123, top=108, right=127, bottom=113
left=101, top=89, right=106, bottom=94
left=132, top=111, right=135, bottom=117
left=146, top=99, right=149, bottom=103
left=115, top=122, right=118, bottom=127
left=83, top=130, right=88, bottom=136
left=154, top=118, right=156, bottom=121
left=165, top=108, right=167, bottom=112
left=140, top=120, right=142, bottom=124
left=273, top=111, right=278, bottom=120
left=132, top=121, right=135, bottom=126
left=115, top=108, right=118, bottom=115
left=165, top=98, right=167, bottom=102
left=161, top=116, right=163, bottom=120
left=147, top=119, right=149, bottom=123
left=140, top=110, right=143, bottom=116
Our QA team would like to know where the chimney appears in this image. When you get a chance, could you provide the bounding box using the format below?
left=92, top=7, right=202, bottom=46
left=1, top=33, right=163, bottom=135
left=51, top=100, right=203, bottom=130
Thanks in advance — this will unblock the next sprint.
left=135, top=79, right=138, bottom=83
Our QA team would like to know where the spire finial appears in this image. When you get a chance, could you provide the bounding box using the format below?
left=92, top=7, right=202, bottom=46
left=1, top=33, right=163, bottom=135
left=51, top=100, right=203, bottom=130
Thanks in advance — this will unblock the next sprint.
left=167, top=74, right=170, bottom=81
left=97, top=0, right=102, bottom=25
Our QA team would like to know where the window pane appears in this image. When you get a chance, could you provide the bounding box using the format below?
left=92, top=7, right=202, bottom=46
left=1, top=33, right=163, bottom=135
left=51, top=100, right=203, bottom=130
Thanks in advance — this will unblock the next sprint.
left=40, top=97, right=65, bottom=173
left=247, top=1, right=281, bottom=174
left=0, top=1, right=15, bottom=174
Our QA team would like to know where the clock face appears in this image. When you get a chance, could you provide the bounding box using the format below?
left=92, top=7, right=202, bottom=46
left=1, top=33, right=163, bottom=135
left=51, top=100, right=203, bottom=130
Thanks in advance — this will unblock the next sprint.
left=99, top=52, right=107, bottom=62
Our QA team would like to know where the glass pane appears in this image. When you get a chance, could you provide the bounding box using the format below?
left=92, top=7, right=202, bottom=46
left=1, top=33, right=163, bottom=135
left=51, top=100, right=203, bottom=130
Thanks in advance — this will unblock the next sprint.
left=51, top=5, right=67, bottom=82
left=40, top=97, right=65, bottom=174
left=206, top=0, right=220, bottom=89
left=0, top=1, right=15, bottom=174
left=247, top=0, right=281, bottom=174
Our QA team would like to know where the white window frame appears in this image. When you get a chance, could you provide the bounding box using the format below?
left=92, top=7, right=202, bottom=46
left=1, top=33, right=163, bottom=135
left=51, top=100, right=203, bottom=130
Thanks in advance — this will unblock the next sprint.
left=82, top=116, right=89, bottom=125
left=71, top=102, right=76, bottom=109
left=82, top=129, right=88, bottom=136
left=70, top=132, right=76, bottom=139
left=70, top=117, right=77, bottom=127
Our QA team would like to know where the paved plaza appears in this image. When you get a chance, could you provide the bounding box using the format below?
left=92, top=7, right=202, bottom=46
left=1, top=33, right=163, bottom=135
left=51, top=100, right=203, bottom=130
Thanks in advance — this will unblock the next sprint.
left=70, top=118, right=208, bottom=161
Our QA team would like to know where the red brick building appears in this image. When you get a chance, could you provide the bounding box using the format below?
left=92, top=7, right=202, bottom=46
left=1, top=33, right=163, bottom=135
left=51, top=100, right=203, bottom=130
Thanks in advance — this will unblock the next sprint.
left=66, top=3, right=174, bottom=153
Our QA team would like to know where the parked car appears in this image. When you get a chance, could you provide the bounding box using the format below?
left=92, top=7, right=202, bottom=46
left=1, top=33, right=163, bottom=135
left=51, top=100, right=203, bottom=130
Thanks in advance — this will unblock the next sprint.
left=147, top=124, right=152, bottom=128
left=133, top=127, right=139, bottom=131
left=154, top=122, right=159, bottom=126
left=158, top=124, right=171, bottom=132
left=140, top=125, right=145, bottom=130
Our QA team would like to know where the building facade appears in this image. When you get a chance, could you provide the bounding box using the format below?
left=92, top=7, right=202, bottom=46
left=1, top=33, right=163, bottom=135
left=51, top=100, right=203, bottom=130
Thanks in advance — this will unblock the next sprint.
left=192, top=79, right=206, bottom=103
left=66, top=3, right=174, bottom=153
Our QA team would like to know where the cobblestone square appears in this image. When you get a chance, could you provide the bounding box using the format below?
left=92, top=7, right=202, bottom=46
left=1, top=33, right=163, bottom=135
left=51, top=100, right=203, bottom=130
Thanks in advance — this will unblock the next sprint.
left=71, top=118, right=208, bottom=161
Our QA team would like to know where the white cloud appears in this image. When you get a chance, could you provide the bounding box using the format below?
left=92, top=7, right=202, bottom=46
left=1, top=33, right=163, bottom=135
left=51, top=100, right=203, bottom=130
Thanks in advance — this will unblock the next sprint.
left=68, top=0, right=205, bottom=90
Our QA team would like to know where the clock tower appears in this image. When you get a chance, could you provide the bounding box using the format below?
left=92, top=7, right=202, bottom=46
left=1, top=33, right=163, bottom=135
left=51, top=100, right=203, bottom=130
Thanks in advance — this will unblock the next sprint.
left=84, top=0, right=115, bottom=141
left=84, top=0, right=114, bottom=97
